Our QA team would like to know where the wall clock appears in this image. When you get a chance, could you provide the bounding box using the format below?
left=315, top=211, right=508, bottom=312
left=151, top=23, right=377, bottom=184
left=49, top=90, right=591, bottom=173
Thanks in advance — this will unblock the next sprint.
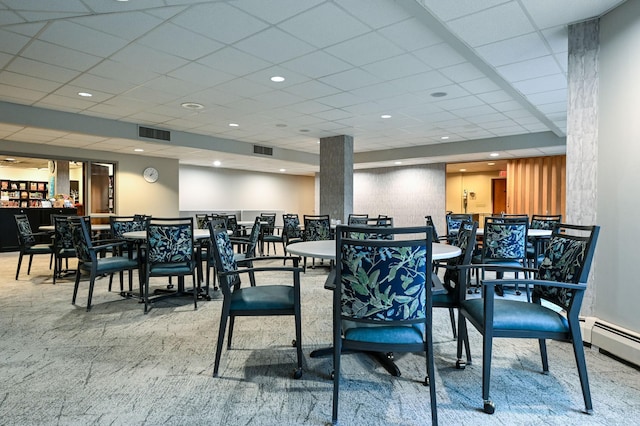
left=143, top=167, right=159, bottom=183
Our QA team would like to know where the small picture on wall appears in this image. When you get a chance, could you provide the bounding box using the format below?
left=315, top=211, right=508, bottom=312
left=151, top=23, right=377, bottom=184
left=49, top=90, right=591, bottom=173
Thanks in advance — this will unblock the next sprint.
left=0, top=181, right=8, bottom=190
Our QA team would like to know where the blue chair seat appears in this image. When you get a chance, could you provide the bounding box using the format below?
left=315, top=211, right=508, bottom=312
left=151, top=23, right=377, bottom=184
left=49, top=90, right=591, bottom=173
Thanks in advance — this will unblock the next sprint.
left=230, top=285, right=294, bottom=311
left=342, top=322, right=424, bottom=344
left=26, top=243, right=54, bottom=254
left=148, top=263, right=194, bottom=276
left=79, top=256, right=139, bottom=275
left=461, top=298, right=569, bottom=334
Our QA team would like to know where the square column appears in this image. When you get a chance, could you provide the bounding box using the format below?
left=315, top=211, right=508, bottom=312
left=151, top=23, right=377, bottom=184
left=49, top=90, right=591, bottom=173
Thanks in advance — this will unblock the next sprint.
left=319, top=135, right=353, bottom=222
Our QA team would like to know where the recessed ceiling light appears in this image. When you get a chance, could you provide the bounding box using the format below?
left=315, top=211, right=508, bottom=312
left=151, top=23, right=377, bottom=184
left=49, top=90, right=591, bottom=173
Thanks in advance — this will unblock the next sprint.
left=299, top=129, right=310, bottom=133
left=431, top=91, right=447, bottom=98
left=270, top=76, right=285, bottom=82
left=78, top=92, right=92, bottom=97
left=276, top=123, right=287, bottom=127
left=213, top=160, right=221, bottom=167
left=394, top=161, right=402, bottom=165
left=460, top=168, right=467, bottom=172
left=381, top=114, right=392, bottom=119
left=279, top=168, right=286, bottom=172
left=229, top=123, right=239, bottom=127
left=134, top=148, right=144, bottom=152
left=181, top=102, right=204, bottom=110
left=440, top=136, right=450, bottom=140
left=6, top=157, right=15, bottom=161
left=488, top=162, right=495, bottom=166
left=489, top=152, right=500, bottom=157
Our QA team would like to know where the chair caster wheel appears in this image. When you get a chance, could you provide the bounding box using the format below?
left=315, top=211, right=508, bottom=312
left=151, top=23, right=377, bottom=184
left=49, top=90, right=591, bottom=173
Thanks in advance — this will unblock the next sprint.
left=291, top=339, right=296, bottom=347
left=386, top=352, right=394, bottom=360
left=293, top=368, right=303, bottom=379
left=483, top=400, right=495, bottom=414
left=167, top=284, right=174, bottom=289
left=423, top=376, right=430, bottom=386
left=455, top=360, right=466, bottom=370
left=330, top=370, right=335, bottom=380
left=467, top=289, right=473, bottom=294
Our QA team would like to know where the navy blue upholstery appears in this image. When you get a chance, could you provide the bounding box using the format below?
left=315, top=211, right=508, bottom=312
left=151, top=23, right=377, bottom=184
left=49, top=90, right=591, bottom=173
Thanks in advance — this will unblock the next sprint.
left=52, top=214, right=77, bottom=285
left=458, top=223, right=599, bottom=415
left=332, top=225, right=437, bottom=425
left=445, top=213, right=472, bottom=244
left=69, top=216, right=139, bottom=311
left=208, top=223, right=303, bottom=379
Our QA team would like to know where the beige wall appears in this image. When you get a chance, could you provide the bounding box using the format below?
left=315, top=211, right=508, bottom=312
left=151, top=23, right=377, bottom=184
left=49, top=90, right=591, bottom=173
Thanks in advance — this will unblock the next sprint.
left=1, top=141, right=180, bottom=217
left=446, top=171, right=501, bottom=216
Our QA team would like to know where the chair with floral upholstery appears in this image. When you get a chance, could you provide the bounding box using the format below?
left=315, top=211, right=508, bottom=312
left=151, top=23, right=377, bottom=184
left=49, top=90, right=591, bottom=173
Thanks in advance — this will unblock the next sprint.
left=527, top=214, right=562, bottom=267
left=347, top=213, right=368, bottom=225
left=14, top=214, right=54, bottom=280
left=143, top=217, right=197, bottom=314
left=303, top=214, right=331, bottom=269
left=208, top=223, right=303, bottom=379
left=282, top=213, right=304, bottom=257
left=69, top=216, right=139, bottom=311
left=445, top=213, right=473, bottom=244
left=109, top=215, right=147, bottom=293
left=259, top=213, right=282, bottom=255
left=51, top=214, right=77, bottom=285
left=331, top=225, right=437, bottom=425
left=457, top=223, right=599, bottom=415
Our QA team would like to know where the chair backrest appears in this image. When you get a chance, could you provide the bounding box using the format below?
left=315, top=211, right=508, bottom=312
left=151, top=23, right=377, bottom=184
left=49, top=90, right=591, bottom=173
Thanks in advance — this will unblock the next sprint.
left=208, top=224, right=240, bottom=297
left=225, top=214, right=239, bottom=235
left=349, top=216, right=394, bottom=240
left=443, top=221, right=478, bottom=290
left=110, top=215, right=146, bottom=238
left=446, top=213, right=473, bottom=240
left=424, top=215, right=440, bottom=241
left=146, top=218, right=194, bottom=269
left=52, top=214, right=76, bottom=251
left=530, top=214, right=562, bottom=230
left=260, top=213, right=277, bottom=236
left=482, top=215, right=528, bottom=262
left=14, top=214, right=36, bottom=245
left=195, top=214, right=210, bottom=230
left=335, top=225, right=433, bottom=324
left=303, top=214, right=331, bottom=241
left=347, top=213, right=368, bottom=225
left=244, top=217, right=262, bottom=257
left=68, top=216, right=94, bottom=263
left=208, top=216, right=227, bottom=232
left=282, top=213, right=302, bottom=239
left=534, top=224, right=599, bottom=311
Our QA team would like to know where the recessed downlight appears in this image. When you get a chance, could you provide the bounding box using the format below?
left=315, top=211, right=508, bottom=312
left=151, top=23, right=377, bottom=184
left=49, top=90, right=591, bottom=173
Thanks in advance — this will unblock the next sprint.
left=460, top=168, right=467, bottom=172
left=488, top=162, right=495, bottom=166
left=440, top=136, right=450, bottom=140
left=213, top=161, right=221, bottom=167
left=78, top=92, right=92, bottom=97
left=299, top=129, right=310, bottom=133
left=134, top=148, right=144, bottom=152
left=270, top=76, right=285, bottom=82
left=394, top=161, right=402, bottom=165
left=279, top=168, right=286, bottom=172
left=430, top=91, right=447, bottom=98
left=381, top=114, right=392, bottom=119
left=489, top=152, right=500, bottom=157
left=181, top=102, right=204, bottom=110
left=229, top=123, right=239, bottom=127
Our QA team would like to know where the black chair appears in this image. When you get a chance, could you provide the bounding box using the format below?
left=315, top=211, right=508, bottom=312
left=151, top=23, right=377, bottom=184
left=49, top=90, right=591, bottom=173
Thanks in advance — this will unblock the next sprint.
left=14, top=214, right=53, bottom=280
left=347, top=213, right=368, bottom=225
left=332, top=225, right=437, bottom=425
left=445, top=213, right=473, bottom=244
left=458, top=223, right=599, bottom=415
left=282, top=213, right=303, bottom=257
left=433, top=220, right=477, bottom=359
left=208, top=223, right=303, bottom=379
left=69, top=216, right=139, bottom=311
left=231, top=216, right=262, bottom=287
left=259, top=213, right=282, bottom=255
left=205, top=217, right=228, bottom=291
left=109, top=215, right=147, bottom=293
left=527, top=214, right=562, bottom=267
left=143, top=217, right=198, bottom=314
left=195, top=214, right=210, bottom=230
left=303, top=214, right=331, bottom=269
left=51, top=214, right=78, bottom=284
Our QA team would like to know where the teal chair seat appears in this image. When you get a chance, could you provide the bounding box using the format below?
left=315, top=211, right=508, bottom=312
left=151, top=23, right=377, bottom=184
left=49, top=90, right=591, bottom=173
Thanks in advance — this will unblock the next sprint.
left=78, top=256, right=138, bottom=275
left=461, top=298, right=569, bottom=334
left=342, top=323, right=424, bottom=344
left=230, top=285, right=294, bottom=311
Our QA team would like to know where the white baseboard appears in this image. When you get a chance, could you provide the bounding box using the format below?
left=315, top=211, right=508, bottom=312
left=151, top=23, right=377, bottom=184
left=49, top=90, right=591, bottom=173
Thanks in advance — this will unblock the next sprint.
left=581, top=316, right=640, bottom=367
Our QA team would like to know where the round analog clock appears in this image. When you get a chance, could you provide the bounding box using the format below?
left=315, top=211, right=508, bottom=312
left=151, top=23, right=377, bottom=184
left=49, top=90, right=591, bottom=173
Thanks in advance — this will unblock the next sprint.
left=143, top=167, right=159, bottom=183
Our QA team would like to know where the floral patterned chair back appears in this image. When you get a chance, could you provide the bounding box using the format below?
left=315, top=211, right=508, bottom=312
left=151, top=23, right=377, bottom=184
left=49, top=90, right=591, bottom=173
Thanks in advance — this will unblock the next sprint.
left=303, top=214, right=331, bottom=241
left=530, top=214, right=562, bottom=229
left=146, top=218, right=194, bottom=270
left=209, top=225, right=240, bottom=297
left=481, top=215, right=528, bottom=265
left=195, top=214, right=210, bottom=230
left=282, top=214, right=303, bottom=240
left=347, top=213, right=368, bottom=225
left=69, top=216, right=94, bottom=264
left=110, top=216, right=146, bottom=238
left=15, top=214, right=37, bottom=246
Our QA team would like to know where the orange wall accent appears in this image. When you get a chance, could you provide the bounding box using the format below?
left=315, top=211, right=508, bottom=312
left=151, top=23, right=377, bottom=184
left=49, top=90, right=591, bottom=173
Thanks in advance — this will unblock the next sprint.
left=506, top=155, right=565, bottom=217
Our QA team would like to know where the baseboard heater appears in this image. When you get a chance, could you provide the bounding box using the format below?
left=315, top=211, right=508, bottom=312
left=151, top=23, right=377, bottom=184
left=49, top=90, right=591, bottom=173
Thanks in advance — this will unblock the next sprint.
left=580, top=316, right=640, bottom=367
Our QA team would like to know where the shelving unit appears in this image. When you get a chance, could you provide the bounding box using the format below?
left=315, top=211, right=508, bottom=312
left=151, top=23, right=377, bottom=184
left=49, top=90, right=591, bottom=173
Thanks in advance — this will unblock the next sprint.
left=0, top=180, right=48, bottom=208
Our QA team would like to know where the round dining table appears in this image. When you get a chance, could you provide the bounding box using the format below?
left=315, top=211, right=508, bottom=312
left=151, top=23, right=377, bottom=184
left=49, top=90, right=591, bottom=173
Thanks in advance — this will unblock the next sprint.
left=121, top=228, right=211, bottom=240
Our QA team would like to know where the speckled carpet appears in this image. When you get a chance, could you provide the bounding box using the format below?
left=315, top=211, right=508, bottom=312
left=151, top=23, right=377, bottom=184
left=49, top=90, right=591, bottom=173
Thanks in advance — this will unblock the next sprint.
left=0, top=251, right=638, bottom=425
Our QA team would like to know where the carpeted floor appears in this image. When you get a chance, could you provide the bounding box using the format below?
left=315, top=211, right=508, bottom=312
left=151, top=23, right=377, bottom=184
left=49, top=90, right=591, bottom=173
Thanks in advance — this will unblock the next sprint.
left=0, top=251, right=638, bottom=425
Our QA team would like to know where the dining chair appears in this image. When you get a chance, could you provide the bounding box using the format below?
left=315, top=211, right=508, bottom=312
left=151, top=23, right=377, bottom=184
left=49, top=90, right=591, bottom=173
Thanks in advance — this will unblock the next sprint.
left=69, top=216, right=139, bottom=311
left=208, top=223, right=303, bottom=379
left=332, top=225, right=437, bottom=425
left=282, top=213, right=303, bottom=258
left=51, top=214, right=77, bottom=285
left=143, top=217, right=198, bottom=314
left=205, top=217, right=228, bottom=291
left=195, top=213, right=210, bottom=230
left=457, top=223, right=600, bottom=415
left=445, top=213, right=473, bottom=244
left=14, top=214, right=54, bottom=280
left=259, top=213, right=282, bottom=255
left=527, top=214, right=562, bottom=267
left=432, top=220, right=477, bottom=366
left=303, top=214, right=331, bottom=269
left=109, top=215, right=147, bottom=293
left=347, top=213, right=368, bottom=225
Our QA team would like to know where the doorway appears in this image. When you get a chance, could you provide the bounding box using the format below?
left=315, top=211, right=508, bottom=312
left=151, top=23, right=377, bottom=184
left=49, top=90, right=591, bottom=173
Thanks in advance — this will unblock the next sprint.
left=492, top=178, right=506, bottom=214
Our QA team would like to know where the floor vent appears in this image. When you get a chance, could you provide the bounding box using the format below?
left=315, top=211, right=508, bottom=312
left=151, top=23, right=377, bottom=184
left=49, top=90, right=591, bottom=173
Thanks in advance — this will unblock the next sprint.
left=253, top=145, right=273, bottom=156
left=139, top=126, right=170, bottom=141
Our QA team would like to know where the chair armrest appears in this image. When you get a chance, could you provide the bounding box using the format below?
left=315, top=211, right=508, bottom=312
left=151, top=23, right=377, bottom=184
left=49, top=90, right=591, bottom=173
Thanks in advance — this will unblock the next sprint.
left=90, top=240, right=128, bottom=251
left=31, top=231, right=53, bottom=237
left=240, top=255, right=300, bottom=264
left=471, top=263, right=538, bottom=275
left=482, top=278, right=586, bottom=291
left=217, top=265, right=303, bottom=277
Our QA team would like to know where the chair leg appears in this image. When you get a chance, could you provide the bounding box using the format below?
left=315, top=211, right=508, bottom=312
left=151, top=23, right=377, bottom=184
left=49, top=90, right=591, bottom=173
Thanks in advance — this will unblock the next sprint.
left=481, top=332, right=495, bottom=414
left=86, top=276, right=96, bottom=312
left=27, top=254, right=34, bottom=275
left=448, top=308, right=457, bottom=339
left=332, top=336, right=342, bottom=425
left=15, top=252, right=24, bottom=280
left=570, top=330, right=593, bottom=413
left=192, top=274, right=198, bottom=310
left=294, top=300, right=303, bottom=379
left=425, top=321, right=438, bottom=424
left=456, top=316, right=471, bottom=368
left=72, top=268, right=81, bottom=304
left=227, top=316, right=236, bottom=349
left=53, top=256, right=59, bottom=285
left=213, top=305, right=230, bottom=377
left=538, top=338, right=549, bottom=373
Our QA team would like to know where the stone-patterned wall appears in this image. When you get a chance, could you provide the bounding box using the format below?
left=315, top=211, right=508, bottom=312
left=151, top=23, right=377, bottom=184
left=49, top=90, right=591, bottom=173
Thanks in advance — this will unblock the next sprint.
left=319, top=135, right=354, bottom=222
left=353, top=163, right=446, bottom=232
left=567, top=19, right=599, bottom=315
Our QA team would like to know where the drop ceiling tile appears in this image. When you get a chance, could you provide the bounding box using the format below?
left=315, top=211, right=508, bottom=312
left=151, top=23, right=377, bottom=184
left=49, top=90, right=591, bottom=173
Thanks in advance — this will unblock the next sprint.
left=88, top=60, right=161, bottom=86
left=325, top=32, right=405, bottom=67
left=434, top=95, right=484, bottom=111
left=0, top=70, right=61, bottom=93
left=475, top=32, right=550, bottom=67
left=168, top=62, right=235, bottom=88
left=420, top=0, right=510, bottom=22
left=352, top=82, right=404, bottom=101
left=363, top=53, right=431, bottom=80
left=319, top=68, right=382, bottom=91
left=7, top=57, right=81, bottom=83
left=491, top=100, right=525, bottom=112
left=521, top=0, right=623, bottom=30
left=338, top=0, right=411, bottom=29
left=378, top=17, right=443, bottom=51
left=282, top=50, right=352, bottom=79
left=497, top=55, right=562, bottom=82
left=512, top=74, right=567, bottom=95
left=446, top=2, right=535, bottom=47
left=391, top=70, right=453, bottom=93
left=0, top=10, right=24, bottom=25
left=439, top=62, right=484, bottom=83
left=524, top=88, right=567, bottom=105
left=39, top=21, right=128, bottom=57
left=283, top=80, right=342, bottom=99
left=458, top=77, right=501, bottom=94
left=110, top=44, right=189, bottom=75
left=172, top=2, right=269, bottom=44
left=21, top=40, right=102, bottom=71
left=541, top=26, right=568, bottom=54
left=69, top=73, right=137, bottom=95
left=198, top=47, right=271, bottom=77
left=412, top=43, right=466, bottom=70
left=0, top=29, right=31, bottom=54
left=73, top=11, right=163, bottom=41
left=136, top=23, right=224, bottom=61
left=279, top=2, right=370, bottom=49
left=235, top=27, right=315, bottom=63
left=232, top=0, right=323, bottom=25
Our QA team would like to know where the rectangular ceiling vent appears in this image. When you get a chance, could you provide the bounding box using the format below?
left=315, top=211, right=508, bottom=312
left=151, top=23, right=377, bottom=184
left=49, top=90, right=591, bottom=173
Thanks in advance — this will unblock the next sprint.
left=138, top=126, right=170, bottom=141
left=253, top=145, right=273, bottom=156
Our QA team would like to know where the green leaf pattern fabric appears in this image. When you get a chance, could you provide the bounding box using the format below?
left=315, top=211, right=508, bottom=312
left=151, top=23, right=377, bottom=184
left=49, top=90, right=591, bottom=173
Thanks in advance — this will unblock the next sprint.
left=304, top=218, right=330, bottom=241
left=340, top=244, right=427, bottom=321
left=15, top=216, right=36, bottom=245
left=283, top=215, right=302, bottom=239
left=213, top=230, right=239, bottom=285
left=484, top=223, right=527, bottom=260
left=147, top=224, right=193, bottom=264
